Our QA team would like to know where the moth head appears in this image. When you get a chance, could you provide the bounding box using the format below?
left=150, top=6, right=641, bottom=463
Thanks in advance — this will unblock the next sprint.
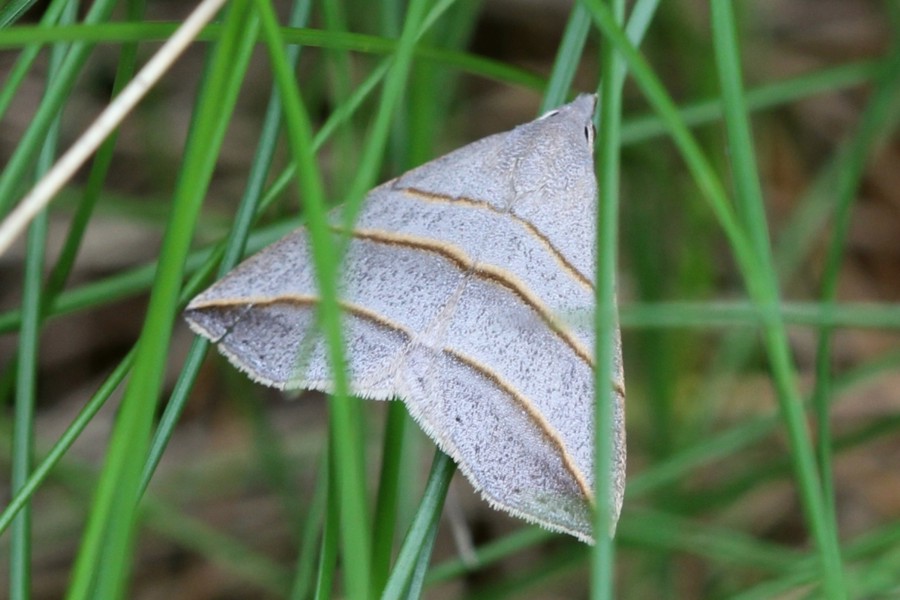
left=530, top=94, right=597, bottom=152
left=512, top=94, right=598, bottom=195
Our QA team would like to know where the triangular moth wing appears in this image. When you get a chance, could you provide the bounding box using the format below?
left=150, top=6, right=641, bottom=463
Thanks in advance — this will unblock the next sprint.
left=185, top=94, right=625, bottom=543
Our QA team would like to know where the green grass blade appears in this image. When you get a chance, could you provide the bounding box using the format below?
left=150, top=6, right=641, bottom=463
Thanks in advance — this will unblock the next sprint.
left=352, top=2, right=459, bottom=593
left=620, top=300, right=900, bottom=330
left=10, top=168, right=45, bottom=600
left=381, top=450, right=454, bottom=600
left=809, top=15, right=900, bottom=541
left=564, top=3, right=889, bottom=597
left=313, top=453, right=340, bottom=600
left=400, top=507, right=442, bottom=600
left=541, top=2, right=591, bottom=110
left=425, top=527, right=556, bottom=584
left=43, top=0, right=145, bottom=302
left=372, top=1, right=477, bottom=590
left=371, top=402, right=409, bottom=593
left=0, top=0, right=69, bottom=120
left=592, top=0, right=626, bottom=596
left=710, top=5, right=771, bottom=255
left=543, top=0, right=661, bottom=112
left=337, top=0, right=453, bottom=227
left=467, top=546, right=585, bottom=600
left=138, top=0, right=312, bottom=498
left=582, top=0, right=757, bottom=273
left=0, top=21, right=546, bottom=92
left=0, top=350, right=133, bottom=536
left=710, top=4, right=845, bottom=596
left=64, top=4, right=257, bottom=597
left=257, top=0, right=454, bottom=596
left=621, top=60, right=879, bottom=146
left=10, top=4, right=73, bottom=593
left=579, top=6, right=853, bottom=595
left=0, top=0, right=118, bottom=216
left=0, top=0, right=36, bottom=27
left=619, top=508, right=803, bottom=571
left=253, top=0, right=375, bottom=595
left=320, top=0, right=356, bottom=199
left=288, top=449, right=329, bottom=599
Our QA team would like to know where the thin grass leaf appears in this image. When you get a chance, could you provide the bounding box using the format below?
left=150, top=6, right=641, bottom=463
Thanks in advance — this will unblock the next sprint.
left=0, top=12, right=146, bottom=529
left=466, top=545, right=586, bottom=600
left=809, top=14, right=900, bottom=539
left=623, top=56, right=890, bottom=440
left=581, top=5, right=849, bottom=596
left=10, top=212, right=44, bottom=600
left=10, top=5, right=73, bottom=593
left=711, top=6, right=846, bottom=595
left=337, top=0, right=455, bottom=228
left=400, top=509, right=442, bottom=600
left=253, top=0, right=375, bottom=595
left=0, top=0, right=118, bottom=216
left=371, top=403, right=410, bottom=593
left=620, top=60, right=880, bottom=145
left=43, top=0, right=145, bottom=302
left=372, top=3, right=478, bottom=589
left=619, top=508, right=803, bottom=572
left=313, top=454, right=340, bottom=600
left=0, top=350, right=133, bottom=536
left=696, top=90, right=900, bottom=458
left=138, top=0, right=313, bottom=499
left=592, top=0, right=627, bottom=596
left=321, top=0, right=357, bottom=199
left=289, top=449, right=329, bottom=600
left=541, top=3, right=592, bottom=111
left=0, top=0, right=36, bottom=27
left=0, top=0, right=70, bottom=119
left=622, top=301, right=900, bottom=330
left=0, top=21, right=547, bottom=93
left=64, top=4, right=257, bottom=597
left=266, top=1, right=456, bottom=595
left=381, top=450, right=454, bottom=600
left=425, top=527, right=556, bottom=584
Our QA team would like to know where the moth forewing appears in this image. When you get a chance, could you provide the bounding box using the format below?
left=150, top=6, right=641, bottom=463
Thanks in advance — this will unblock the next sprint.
left=185, top=94, right=625, bottom=543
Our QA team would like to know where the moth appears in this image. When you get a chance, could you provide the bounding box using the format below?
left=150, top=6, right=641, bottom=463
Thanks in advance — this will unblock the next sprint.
left=185, top=94, right=625, bottom=543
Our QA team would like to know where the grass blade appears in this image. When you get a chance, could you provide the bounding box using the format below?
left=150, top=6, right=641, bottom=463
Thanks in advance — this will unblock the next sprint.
left=711, top=4, right=845, bottom=595
left=381, top=450, right=454, bottom=600
left=65, top=3, right=257, bottom=597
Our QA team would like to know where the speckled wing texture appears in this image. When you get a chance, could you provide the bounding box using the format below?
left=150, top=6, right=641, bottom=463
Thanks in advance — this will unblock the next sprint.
left=184, top=94, right=626, bottom=544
